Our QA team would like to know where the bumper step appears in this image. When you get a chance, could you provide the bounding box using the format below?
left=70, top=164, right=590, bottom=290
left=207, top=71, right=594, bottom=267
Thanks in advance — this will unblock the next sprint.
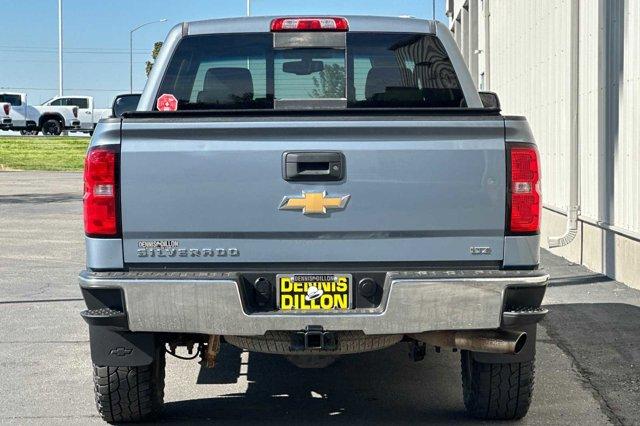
left=502, top=307, right=548, bottom=327
left=80, top=308, right=127, bottom=329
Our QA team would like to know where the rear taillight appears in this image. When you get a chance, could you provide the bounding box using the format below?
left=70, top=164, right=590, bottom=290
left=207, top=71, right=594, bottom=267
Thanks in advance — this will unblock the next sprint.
left=2, top=104, right=9, bottom=115
left=507, top=144, right=541, bottom=234
left=270, top=17, right=349, bottom=32
left=84, top=146, right=119, bottom=237
left=73, top=107, right=78, bottom=118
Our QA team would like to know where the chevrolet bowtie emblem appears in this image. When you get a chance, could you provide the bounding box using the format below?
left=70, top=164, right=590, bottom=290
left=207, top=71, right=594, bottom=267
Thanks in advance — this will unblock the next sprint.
left=279, top=191, right=350, bottom=215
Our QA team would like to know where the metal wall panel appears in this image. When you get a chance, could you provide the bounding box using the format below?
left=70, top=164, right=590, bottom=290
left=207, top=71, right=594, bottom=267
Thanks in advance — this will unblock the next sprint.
left=488, top=0, right=572, bottom=210
left=450, top=0, right=638, bottom=235
left=615, top=0, right=640, bottom=233
left=578, top=0, right=601, bottom=220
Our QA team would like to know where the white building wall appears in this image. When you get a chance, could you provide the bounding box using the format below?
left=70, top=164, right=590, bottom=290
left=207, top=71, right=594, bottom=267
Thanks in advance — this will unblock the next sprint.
left=468, top=0, right=479, bottom=86
left=577, top=0, right=600, bottom=221
left=446, top=0, right=640, bottom=289
left=489, top=0, right=572, bottom=211
left=476, top=0, right=487, bottom=90
left=616, top=0, right=640, bottom=233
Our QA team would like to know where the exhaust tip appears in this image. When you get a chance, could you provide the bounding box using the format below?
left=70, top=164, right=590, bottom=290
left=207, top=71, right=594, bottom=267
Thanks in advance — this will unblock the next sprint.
left=513, top=332, right=527, bottom=354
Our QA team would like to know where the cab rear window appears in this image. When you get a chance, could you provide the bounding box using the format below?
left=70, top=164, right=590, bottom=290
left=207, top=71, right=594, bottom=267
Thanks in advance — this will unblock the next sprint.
left=156, top=32, right=465, bottom=110
left=0, top=94, right=22, bottom=106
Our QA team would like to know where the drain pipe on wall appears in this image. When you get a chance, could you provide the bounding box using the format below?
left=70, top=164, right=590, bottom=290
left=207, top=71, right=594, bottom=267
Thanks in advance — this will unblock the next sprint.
left=549, top=0, right=581, bottom=248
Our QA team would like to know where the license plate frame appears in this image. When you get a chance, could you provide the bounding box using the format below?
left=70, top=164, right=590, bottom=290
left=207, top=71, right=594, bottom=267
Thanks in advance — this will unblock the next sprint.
left=276, top=273, right=353, bottom=311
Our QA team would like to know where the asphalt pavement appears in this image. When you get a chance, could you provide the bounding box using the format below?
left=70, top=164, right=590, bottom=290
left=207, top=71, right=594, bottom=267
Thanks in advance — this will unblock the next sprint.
left=1, top=171, right=638, bottom=425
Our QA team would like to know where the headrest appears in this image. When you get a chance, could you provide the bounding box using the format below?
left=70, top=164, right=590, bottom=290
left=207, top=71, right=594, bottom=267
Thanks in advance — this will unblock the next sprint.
left=197, top=67, right=254, bottom=105
left=365, top=66, right=413, bottom=100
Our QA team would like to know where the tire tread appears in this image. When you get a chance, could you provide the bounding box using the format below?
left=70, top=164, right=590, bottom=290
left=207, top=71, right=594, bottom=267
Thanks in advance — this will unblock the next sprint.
left=461, top=351, right=534, bottom=420
left=92, top=351, right=165, bottom=423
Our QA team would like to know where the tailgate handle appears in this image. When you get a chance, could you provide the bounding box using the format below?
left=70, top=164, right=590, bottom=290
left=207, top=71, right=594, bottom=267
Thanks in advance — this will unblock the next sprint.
left=283, top=152, right=345, bottom=181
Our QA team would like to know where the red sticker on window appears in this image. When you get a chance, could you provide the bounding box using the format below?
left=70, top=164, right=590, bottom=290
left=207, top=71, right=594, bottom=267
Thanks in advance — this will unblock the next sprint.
left=156, top=94, right=178, bottom=112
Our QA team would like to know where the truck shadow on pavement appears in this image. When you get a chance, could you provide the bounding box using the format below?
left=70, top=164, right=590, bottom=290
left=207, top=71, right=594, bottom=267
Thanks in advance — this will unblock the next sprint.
left=161, top=343, right=471, bottom=424
left=542, top=302, right=640, bottom=425
left=0, top=192, right=81, bottom=204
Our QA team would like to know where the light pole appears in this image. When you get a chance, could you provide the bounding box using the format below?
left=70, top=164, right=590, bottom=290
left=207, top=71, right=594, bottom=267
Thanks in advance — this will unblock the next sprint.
left=247, top=0, right=251, bottom=16
left=58, top=0, right=63, bottom=96
left=130, top=19, right=167, bottom=93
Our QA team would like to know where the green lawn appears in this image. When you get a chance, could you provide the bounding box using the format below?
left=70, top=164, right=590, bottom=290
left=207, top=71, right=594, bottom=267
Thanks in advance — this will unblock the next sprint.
left=0, top=136, right=89, bottom=171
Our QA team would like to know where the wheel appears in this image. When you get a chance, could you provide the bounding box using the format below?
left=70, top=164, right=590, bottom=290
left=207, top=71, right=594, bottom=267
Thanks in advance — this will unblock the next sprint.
left=460, top=350, right=534, bottom=420
left=41, top=119, right=63, bottom=136
left=93, top=348, right=165, bottom=423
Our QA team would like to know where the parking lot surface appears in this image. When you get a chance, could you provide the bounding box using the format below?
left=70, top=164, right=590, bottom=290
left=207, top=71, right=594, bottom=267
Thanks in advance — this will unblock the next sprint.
left=1, top=171, right=638, bottom=425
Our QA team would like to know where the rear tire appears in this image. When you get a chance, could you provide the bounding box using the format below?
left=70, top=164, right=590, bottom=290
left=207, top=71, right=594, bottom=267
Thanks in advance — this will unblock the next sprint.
left=93, top=348, right=165, bottom=423
left=41, top=119, right=63, bottom=136
left=460, top=350, right=534, bottom=420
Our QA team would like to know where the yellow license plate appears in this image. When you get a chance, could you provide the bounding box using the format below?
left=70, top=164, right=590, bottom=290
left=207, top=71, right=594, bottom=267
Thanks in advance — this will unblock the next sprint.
left=277, top=274, right=352, bottom=311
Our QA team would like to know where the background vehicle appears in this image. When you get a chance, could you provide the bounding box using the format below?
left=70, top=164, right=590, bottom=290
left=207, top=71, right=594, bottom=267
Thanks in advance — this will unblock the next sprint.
left=81, top=16, right=547, bottom=423
left=1, top=102, right=11, bottom=129
left=42, top=95, right=110, bottom=134
left=0, top=92, right=80, bottom=135
left=111, top=93, right=141, bottom=118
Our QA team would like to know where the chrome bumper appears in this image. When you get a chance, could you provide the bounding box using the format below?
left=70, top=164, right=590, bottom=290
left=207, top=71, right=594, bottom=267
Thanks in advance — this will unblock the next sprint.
left=79, top=270, right=548, bottom=336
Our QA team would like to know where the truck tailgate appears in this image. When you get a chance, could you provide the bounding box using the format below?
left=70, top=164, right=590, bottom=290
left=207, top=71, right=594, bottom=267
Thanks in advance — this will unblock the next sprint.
left=120, top=117, right=506, bottom=264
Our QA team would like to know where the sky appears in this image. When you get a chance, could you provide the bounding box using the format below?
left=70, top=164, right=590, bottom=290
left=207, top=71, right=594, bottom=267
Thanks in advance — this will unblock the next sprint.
left=0, top=0, right=448, bottom=108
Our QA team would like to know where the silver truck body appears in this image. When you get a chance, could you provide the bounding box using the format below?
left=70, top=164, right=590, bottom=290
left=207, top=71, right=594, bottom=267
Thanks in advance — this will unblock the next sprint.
left=81, top=15, right=547, bottom=422
left=83, top=16, right=545, bottom=334
left=83, top=115, right=543, bottom=335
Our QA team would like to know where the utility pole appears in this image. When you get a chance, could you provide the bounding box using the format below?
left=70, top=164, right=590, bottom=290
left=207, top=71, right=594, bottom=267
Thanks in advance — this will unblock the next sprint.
left=246, top=1, right=251, bottom=68
left=58, top=0, right=63, bottom=96
left=433, top=0, right=436, bottom=20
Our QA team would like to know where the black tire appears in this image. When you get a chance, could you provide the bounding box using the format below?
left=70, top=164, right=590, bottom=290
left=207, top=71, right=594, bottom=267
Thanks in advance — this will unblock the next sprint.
left=461, top=350, right=534, bottom=420
left=93, top=349, right=166, bottom=423
left=41, top=118, right=63, bottom=136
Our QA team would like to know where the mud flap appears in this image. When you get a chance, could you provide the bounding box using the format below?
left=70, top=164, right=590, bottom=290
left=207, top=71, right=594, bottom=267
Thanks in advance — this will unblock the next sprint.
left=89, top=326, right=156, bottom=367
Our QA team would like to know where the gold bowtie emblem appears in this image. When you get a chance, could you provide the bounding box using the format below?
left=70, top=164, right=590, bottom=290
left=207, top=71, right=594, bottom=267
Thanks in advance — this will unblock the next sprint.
left=279, top=191, right=350, bottom=215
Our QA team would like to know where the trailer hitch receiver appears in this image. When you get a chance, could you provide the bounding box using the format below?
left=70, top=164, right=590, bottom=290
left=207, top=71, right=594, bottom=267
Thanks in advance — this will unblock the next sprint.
left=290, top=326, right=337, bottom=351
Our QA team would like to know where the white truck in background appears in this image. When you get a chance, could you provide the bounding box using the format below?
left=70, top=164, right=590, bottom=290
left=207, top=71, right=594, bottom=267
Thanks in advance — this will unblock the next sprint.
left=1, top=102, right=11, bottom=130
left=42, top=95, right=111, bottom=134
left=0, top=92, right=80, bottom=136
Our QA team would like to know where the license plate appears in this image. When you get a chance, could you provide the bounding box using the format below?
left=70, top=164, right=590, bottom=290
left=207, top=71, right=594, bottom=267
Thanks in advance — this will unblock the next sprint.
left=277, top=274, right=352, bottom=311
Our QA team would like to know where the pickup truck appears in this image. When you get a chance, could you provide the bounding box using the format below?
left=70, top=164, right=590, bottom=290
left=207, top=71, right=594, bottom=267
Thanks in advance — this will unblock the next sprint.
left=80, top=16, right=547, bottom=423
left=1, top=103, right=11, bottom=130
left=42, top=95, right=110, bottom=134
left=0, top=92, right=80, bottom=135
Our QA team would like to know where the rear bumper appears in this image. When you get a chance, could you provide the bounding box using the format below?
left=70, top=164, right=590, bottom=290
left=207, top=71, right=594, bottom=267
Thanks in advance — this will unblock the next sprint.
left=79, top=269, right=548, bottom=336
left=1, top=117, right=11, bottom=129
left=68, top=119, right=81, bottom=129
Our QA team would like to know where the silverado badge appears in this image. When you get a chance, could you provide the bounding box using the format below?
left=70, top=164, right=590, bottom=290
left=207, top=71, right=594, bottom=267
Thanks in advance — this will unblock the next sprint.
left=279, top=191, right=350, bottom=215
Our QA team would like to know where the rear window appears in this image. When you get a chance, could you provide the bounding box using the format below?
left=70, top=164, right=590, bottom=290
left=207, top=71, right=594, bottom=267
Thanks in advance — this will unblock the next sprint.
left=49, top=98, right=89, bottom=108
left=156, top=32, right=465, bottom=110
left=70, top=98, right=89, bottom=109
left=0, top=94, right=22, bottom=106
